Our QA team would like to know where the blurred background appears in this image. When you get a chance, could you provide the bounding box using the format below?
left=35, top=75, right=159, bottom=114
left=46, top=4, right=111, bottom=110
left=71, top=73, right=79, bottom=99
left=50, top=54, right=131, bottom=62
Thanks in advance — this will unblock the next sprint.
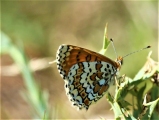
left=1, top=1, right=158, bottom=119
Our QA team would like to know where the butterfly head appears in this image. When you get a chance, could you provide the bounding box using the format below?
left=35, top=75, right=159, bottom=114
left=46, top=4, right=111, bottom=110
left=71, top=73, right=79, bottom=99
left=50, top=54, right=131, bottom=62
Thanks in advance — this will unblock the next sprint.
left=116, top=56, right=123, bottom=70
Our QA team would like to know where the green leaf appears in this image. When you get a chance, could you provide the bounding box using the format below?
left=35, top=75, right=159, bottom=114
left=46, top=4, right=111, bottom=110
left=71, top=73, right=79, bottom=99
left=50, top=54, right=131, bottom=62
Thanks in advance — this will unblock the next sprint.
left=134, top=51, right=158, bottom=80
left=119, top=100, right=132, bottom=109
left=125, top=114, right=137, bottom=120
left=134, top=83, right=150, bottom=114
left=99, top=23, right=110, bottom=55
left=138, top=96, right=159, bottom=120
left=145, top=98, right=159, bottom=120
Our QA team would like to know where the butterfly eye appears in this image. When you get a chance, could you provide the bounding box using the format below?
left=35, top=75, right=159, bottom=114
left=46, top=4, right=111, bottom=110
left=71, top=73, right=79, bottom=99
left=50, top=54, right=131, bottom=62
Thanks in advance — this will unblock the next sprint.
left=121, top=60, right=123, bottom=65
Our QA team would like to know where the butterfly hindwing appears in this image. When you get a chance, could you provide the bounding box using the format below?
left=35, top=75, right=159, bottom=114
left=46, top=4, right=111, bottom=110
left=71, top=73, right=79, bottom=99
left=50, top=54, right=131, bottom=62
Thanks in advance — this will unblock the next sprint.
left=65, top=61, right=117, bottom=109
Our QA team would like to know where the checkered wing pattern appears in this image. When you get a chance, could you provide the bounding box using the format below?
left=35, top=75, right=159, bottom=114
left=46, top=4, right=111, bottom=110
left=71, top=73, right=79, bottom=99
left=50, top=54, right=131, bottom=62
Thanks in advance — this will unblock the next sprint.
left=56, top=44, right=120, bottom=110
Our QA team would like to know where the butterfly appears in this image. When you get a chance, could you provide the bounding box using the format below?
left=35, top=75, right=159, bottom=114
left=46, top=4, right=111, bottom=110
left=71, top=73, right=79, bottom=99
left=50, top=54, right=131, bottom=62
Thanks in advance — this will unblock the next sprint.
left=56, top=44, right=123, bottom=110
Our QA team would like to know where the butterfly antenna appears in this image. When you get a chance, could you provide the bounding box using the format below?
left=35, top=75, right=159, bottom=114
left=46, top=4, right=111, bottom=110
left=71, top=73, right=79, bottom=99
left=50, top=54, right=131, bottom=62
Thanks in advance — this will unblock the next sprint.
left=123, top=46, right=151, bottom=58
left=110, top=38, right=118, bottom=59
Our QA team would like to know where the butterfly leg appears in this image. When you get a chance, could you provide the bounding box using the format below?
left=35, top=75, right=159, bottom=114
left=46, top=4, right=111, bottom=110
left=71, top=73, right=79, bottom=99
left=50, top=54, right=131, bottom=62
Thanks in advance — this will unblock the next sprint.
left=115, top=76, right=120, bottom=88
left=115, top=74, right=126, bottom=89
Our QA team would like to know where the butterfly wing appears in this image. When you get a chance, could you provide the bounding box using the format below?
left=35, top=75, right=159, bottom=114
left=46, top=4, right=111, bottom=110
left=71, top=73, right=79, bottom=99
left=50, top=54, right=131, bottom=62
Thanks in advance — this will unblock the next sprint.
left=56, top=44, right=118, bottom=79
left=56, top=44, right=118, bottom=109
left=66, top=61, right=117, bottom=109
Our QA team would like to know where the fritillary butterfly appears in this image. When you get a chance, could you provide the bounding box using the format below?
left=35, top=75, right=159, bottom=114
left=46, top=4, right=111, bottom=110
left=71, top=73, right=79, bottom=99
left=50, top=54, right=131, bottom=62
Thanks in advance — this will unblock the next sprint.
left=56, top=44, right=123, bottom=110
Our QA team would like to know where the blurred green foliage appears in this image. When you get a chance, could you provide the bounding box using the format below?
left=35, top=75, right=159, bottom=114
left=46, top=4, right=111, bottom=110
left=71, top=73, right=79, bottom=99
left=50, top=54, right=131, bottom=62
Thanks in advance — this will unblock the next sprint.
left=1, top=31, right=51, bottom=118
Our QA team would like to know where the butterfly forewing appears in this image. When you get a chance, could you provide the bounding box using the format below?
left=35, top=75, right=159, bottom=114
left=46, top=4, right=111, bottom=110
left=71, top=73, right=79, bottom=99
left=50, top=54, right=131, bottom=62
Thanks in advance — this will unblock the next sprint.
left=56, top=44, right=120, bottom=110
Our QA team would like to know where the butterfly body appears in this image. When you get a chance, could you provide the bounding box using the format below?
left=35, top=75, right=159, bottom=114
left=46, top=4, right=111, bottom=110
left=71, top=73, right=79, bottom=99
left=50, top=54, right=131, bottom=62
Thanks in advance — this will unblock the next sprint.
left=56, top=44, right=123, bottom=110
